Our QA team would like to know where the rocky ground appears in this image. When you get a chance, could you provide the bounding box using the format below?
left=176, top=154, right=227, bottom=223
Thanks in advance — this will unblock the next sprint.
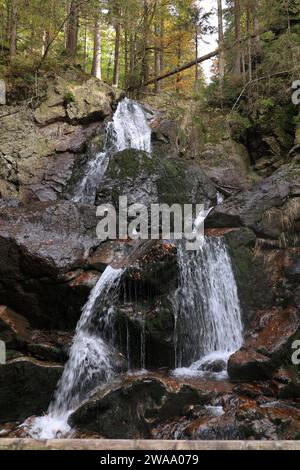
left=0, top=76, right=299, bottom=440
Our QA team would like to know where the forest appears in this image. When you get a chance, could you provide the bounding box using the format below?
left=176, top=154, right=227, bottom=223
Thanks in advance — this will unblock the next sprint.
left=0, top=0, right=300, bottom=451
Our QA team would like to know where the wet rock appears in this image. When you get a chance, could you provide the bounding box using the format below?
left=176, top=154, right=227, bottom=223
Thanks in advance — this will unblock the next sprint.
left=228, top=349, right=274, bottom=381
left=224, top=228, right=275, bottom=324
left=69, top=375, right=212, bottom=439
left=199, top=359, right=227, bottom=373
left=96, top=149, right=217, bottom=208
left=0, top=305, right=31, bottom=345
left=0, top=201, right=100, bottom=328
left=115, top=296, right=176, bottom=369
left=228, top=307, right=300, bottom=381
left=0, top=357, right=63, bottom=423
left=272, top=368, right=300, bottom=398
left=0, top=305, right=72, bottom=362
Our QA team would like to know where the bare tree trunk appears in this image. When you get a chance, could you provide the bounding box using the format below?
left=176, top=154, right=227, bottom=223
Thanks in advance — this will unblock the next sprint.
left=42, top=29, right=50, bottom=57
left=176, top=37, right=181, bottom=93
left=194, top=26, right=199, bottom=92
left=92, top=16, right=102, bottom=80
left=159, top=13, right=164, bottom=92
left=83, top=25, right=88, bottom=72
left=246, top=5, right=252, bottom=81
left=154, top=20, right=161, bottom=94
left=242, top=48, right=246, bottom=84
left=124, top=29, right=129, bottom=90
left=9, top=0, right=18, bottom=59
left=142, top=0, right=150, bottom=91
left=234, top=0, right=241, bottom=76
left=66, top=0, right=79, bottom=59
left=217, top=0, right=225, bottom=79
left=113, top=19, right=121, bottom=87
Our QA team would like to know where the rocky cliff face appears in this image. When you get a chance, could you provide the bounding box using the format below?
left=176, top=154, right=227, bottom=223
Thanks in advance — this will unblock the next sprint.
left=0, top=77, right=299, bottom=440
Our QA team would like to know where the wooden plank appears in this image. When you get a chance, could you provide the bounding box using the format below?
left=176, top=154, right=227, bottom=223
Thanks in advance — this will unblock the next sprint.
left=0, top=439, right=299, bottom=451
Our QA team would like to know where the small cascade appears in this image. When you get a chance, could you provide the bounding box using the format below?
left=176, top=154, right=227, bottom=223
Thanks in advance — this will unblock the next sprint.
left=173, top=237, right=243, bottom=378
left=28, top=266, right=123, bottom=438
left=72, top=98, right=151, bottom=204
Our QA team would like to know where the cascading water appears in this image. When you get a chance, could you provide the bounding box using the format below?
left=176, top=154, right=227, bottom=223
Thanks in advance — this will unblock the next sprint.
left=72, top=98, right=152, bottom=204
left=26, top=100, right=152, bottom=438
left=173, top=237, right=243, bottom=378
left=28, top=266, right=124, bottom=438
left=23, top=95, right=243, bottom=438
left=25, top=266, right=123, bottom=439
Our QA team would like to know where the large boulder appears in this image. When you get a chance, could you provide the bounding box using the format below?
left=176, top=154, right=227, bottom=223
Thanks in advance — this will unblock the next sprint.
left=69, top=375, right=212, bottom=438
left=0, top=357, right=63, bottom=423
left=0, top=77, right=114, bottom=202
left=0, top=305, right=72, bottom=363
left=228, top=307, right=300, bottom=381
left=198, top=141, right=254, bottom=191
left=224, top=228, right=281, bottom=324
left=206, top=161, right=300, bottom=242
left=96, top=149, right=217, bottom=208
left=34, top=77, right=114, bottom=126
left=0, top=201, right=100, bottom=328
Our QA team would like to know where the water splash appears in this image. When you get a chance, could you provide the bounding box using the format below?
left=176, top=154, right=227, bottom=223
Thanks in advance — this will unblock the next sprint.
left=72, top=98, right=151, bottom=204
left=173, top=237, right=243, bottom=377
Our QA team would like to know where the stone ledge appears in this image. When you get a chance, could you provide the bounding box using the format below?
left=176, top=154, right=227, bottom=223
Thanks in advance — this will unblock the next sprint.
left=0, top=439, right=299, bottom=450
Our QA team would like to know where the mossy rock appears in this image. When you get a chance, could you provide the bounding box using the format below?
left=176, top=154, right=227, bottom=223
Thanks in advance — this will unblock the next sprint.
left=225, top=228, right=275, bottom=325
left=96, top=148, right=216, bottom=208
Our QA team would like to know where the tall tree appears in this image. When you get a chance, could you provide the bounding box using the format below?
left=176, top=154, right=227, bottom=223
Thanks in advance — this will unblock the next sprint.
left=112, top=1, right=121, bottom=87
left=142, top=0, right=150, bottom=90
left=9, top=0, right=18, bottom=59
left=217, top=0, right=225, bottom=79
left=92, top=14, right=101, bottom=79
left=234, top=0, right=242, bottom=76
left=66, top=0, right=79, bottom=59
left=154, top=5, right=161, bottom=94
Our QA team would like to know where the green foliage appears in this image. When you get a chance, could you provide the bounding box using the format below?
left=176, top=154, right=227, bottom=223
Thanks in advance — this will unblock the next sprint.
left=260, top=98, right=276, bottom=110
left=64, top=91, right=76, bottom=104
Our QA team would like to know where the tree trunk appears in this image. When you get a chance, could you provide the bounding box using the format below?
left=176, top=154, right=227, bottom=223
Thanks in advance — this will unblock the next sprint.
left=113, top=19, right=121, bottom=87
left=217, top=0, right=225, bottom=79
left=194, top=27, right=199, bottom=92
left=124, top=29, right=128, bottom=90
left=9, top=0, right=18, bottom=59
left=131, top=49, right=219, bottom=90
left=42, top=29, right=50, bottom=57
left=154, top=21, right=161, bottom=94
left=159, top=15, right=164, bottom=91
left=176, top=38, right=182, bottom=93
left=234, top=0, right=241, bottom=76
left=142, top=0, right=150, bottom=90
left=83, top=26, right=88, bottom=72
left=92, top=16, right=102, bottom=80
left=66, top=0, right=79, bottom=59
left=246, top=5, right=252, bottom=81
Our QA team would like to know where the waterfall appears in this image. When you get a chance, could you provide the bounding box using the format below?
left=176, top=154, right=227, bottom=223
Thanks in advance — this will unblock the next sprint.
left=28, top=266, right=123, bottom=438
left=72, top=98, right=152, bottom=204
left=173, top=237, right=243, bottom=378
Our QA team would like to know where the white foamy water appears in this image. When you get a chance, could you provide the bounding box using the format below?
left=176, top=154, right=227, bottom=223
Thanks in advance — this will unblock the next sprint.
left=72, top=98, right=151, bottom=204
left=173, top=237, right=243, bottom=377
left=27, top=266, right=123, bottom=438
